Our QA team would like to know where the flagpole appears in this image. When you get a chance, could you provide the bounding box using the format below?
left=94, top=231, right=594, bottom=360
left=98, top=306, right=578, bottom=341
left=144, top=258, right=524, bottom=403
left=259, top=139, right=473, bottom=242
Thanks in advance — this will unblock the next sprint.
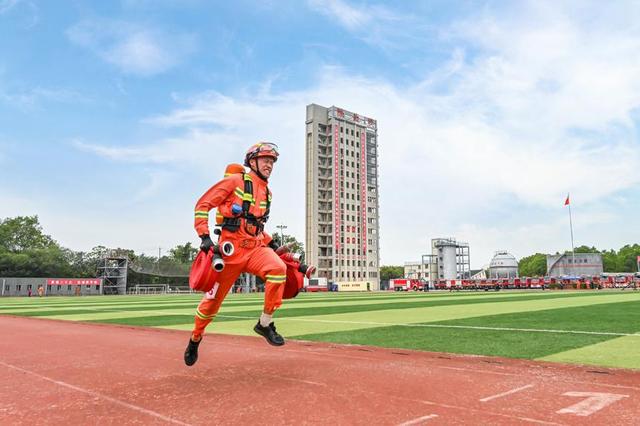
left=567, top=196, right=575, bottom=273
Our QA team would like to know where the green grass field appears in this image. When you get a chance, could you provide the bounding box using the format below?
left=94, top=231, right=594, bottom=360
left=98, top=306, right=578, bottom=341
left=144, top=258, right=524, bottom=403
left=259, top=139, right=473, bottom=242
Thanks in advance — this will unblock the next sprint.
left=2, top=290, right=639, bottom=370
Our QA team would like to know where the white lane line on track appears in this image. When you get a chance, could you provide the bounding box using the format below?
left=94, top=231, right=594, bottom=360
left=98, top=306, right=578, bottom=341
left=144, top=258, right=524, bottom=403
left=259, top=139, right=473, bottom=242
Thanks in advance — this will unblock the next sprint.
left=212, top=340, right=640, bottom=392
left=362, top=389, right=562, bottom=425
left=556, top=392, right=629, bottom=417
left=480, top=384, right=534, bottom=402
left=217, top=314, right=640, bottom=337
left=0, top=361, right=191, bottom=426
left=397, top=414, right=438, bottom=425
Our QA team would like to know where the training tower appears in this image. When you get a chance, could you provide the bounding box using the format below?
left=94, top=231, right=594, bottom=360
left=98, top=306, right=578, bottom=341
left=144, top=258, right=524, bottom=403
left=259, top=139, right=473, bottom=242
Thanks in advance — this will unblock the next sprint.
left=431, top=238, right=471, bottom=280
left=97, top=252, right=128, bottom=295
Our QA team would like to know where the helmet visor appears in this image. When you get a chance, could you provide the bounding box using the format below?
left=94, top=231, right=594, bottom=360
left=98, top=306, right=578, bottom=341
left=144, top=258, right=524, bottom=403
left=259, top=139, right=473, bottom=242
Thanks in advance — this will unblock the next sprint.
left=252, top=143, right=279, bottom=161
left=255, top=142, right=279, bottom=156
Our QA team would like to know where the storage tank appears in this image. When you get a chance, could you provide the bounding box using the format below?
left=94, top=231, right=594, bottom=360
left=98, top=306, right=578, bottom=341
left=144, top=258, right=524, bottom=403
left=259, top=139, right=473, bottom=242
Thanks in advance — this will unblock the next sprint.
left=489, top=251, right=518, bottom=279
left=434, top=240, right=458, bottom=280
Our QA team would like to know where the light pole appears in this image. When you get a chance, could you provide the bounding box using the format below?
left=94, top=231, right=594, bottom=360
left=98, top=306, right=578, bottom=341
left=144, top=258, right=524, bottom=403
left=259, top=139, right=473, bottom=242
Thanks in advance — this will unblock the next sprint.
left=276, top=224, right=288, bottom=246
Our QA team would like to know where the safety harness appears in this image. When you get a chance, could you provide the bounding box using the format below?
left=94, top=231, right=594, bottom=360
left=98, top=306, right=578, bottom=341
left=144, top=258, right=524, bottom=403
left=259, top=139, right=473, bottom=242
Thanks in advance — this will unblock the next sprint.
left=221, top=172, right=270, bottom=235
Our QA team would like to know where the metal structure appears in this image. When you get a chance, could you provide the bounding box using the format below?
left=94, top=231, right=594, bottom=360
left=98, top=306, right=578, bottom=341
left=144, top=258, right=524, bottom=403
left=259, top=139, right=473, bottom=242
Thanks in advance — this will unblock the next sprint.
left=97, top=252, right=128, bottom=295
left=431, top=238, right=471, bottom=280
left=489, top=251, right=518, bottom=279
left=305, top=104, right=380, bottom=289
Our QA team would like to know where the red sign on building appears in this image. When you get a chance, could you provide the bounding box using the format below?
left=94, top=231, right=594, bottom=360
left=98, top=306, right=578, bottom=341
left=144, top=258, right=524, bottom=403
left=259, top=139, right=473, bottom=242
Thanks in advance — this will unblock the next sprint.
left=360, top=131, right=367, bottom=255
left=334, top=123, right=341, bottom=252
left=47, top=279, right=102, bottom=286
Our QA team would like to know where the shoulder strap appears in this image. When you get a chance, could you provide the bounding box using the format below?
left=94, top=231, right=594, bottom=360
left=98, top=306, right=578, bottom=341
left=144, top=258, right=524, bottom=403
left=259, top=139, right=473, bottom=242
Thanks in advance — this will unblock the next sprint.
left=240, top=173, right=271, bottom=222
left=242, top=173, right=253, bottom=217
left=263, top=187, right=271, bottom=222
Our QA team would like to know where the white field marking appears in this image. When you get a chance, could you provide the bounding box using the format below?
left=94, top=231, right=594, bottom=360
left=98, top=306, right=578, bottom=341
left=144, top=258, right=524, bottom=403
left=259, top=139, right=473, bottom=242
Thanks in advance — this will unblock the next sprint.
left=556, top=392, right=629, bottom=417
left=480, top=384, right=534, bottom=402
left=0, top=361, right=191, bottom=425
left=217, top=314, right=640, bottom=338
left=397, top=414, right=438, bottom=425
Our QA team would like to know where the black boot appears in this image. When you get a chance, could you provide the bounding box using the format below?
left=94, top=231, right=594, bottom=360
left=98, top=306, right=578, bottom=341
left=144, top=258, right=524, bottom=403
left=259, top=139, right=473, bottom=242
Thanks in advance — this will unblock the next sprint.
left=184, top=337, right=201, bottom=366
left=253, top=321, right=285, bottom=346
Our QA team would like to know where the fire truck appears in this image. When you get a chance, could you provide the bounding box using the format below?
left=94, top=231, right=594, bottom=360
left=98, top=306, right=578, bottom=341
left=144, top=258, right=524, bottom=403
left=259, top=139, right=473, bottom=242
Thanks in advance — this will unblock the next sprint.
left=389, top=279, right=425, bottom=291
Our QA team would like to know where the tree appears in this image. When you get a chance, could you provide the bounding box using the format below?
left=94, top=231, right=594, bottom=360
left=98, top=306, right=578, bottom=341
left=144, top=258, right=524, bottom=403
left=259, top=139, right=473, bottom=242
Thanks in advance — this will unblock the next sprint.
left=618, top=244, right=640, bottom=272
left=601, top=249, right=618, bottom=272
left=271, top=233, right=305, bottom=260
left=518, top=253, right=547, bottom=277
left=169, top=242, right=198, bottom=264
left=0, top=215, right=57, bottom=252
left=573, top=245, right=599, bottom=253
left=379, top=265, right=404, bottom=281
left=0, top=215, right=75, bottom=277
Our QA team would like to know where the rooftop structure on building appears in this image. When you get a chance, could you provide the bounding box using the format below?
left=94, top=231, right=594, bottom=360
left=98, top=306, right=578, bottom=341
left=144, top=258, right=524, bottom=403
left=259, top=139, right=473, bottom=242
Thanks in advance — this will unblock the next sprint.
left=305, top=104, right=380, bottom=290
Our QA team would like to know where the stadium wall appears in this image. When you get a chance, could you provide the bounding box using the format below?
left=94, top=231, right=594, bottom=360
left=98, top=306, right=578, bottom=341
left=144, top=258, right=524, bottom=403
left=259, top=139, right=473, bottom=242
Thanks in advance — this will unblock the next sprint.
left=1, top=277, right=103, bottom=297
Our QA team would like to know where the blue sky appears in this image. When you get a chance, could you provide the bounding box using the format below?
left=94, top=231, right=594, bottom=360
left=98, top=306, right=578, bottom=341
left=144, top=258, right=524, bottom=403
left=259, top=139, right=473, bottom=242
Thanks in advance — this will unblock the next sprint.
left=1, top=0, right=639, bottom=268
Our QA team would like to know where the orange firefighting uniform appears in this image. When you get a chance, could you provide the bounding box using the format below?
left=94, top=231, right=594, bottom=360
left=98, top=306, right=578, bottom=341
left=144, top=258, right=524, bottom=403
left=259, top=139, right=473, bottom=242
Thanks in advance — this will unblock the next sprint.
left=191, top=169, right=286, bottom=340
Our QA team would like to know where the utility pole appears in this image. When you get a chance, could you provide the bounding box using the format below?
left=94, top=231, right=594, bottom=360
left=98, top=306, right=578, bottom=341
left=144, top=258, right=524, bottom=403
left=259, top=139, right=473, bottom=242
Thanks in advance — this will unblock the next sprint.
left=276, top=224, right=287, bottom=246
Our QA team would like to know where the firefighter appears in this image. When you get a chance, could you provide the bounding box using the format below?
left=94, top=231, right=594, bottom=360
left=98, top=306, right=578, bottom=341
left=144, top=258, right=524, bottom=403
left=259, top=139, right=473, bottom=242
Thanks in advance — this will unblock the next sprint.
left=184, top=142, right=289, bottom=366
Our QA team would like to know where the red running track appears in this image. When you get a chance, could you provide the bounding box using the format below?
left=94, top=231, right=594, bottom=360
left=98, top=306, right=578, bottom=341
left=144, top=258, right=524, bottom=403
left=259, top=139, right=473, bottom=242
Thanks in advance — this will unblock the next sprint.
left=0, top=316, right=638, bottom=425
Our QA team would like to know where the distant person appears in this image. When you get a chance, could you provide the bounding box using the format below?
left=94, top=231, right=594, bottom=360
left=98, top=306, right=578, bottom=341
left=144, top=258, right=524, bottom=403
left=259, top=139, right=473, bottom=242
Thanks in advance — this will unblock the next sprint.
left=37, top=286, right=44, bottom=297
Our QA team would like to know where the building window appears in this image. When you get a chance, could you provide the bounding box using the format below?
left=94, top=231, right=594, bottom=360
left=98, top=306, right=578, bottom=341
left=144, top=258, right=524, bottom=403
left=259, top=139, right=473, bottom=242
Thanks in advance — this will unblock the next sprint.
left=340, top=127, right=344, bottom=133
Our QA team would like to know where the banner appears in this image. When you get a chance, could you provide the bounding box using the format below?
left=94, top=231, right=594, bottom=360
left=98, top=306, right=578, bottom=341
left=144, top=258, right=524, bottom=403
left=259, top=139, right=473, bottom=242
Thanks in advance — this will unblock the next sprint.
left=47, top=279, right=102, bottom=286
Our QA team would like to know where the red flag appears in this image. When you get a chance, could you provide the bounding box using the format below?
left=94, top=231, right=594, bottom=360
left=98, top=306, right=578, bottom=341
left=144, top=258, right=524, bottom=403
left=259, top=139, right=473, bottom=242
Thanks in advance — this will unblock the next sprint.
left=564, top=194, right=570, bottom=206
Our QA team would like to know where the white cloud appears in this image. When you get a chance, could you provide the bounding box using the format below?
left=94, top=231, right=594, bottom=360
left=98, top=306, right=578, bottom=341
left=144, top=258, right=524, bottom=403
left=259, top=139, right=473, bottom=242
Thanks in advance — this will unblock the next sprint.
left=307, top=0, right=417, bottom=50
left=308, top=0, right=372, bottom=31
left=0, top=0, right=38, bottom=28
left=0, top=87, right=89, bottom=110
left=0, top=0, right=19, bottom=13
left=68, top=2, right=640, bottom=265
left=66, top=20, right=196, bottom=76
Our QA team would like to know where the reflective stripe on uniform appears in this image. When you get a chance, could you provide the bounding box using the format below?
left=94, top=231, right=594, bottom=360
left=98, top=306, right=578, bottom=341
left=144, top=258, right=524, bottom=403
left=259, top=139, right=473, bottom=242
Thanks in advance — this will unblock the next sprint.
left=234, top=187, right=256, bottom=205
left=265, top=274, right=286, bottom=283
left=195, top=309, right=215, bottom=320
left=195, top=210, right=209, bottom=218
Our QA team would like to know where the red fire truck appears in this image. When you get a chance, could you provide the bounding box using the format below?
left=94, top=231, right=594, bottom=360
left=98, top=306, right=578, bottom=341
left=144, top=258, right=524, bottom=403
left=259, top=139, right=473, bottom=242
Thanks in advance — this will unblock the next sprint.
left=390, top=279, right=425, bottom=291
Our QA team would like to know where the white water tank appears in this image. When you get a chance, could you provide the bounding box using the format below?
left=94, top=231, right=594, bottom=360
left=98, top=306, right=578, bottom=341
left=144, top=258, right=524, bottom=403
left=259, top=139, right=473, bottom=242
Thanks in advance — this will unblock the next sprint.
left=439, top=242, right=457, bottom=280
left=489, top=251, right=518, bottom=278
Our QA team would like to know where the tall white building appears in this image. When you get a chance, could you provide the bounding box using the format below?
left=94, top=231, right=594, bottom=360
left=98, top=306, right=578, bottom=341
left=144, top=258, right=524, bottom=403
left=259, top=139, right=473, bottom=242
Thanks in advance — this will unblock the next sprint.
left=305, top=104, right=380, bottom=290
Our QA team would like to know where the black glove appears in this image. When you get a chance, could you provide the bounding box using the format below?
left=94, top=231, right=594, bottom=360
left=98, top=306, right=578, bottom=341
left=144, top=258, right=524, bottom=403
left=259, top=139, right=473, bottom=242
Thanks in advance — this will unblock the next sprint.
left=200, top=234, right=214, bottom=252
left=268, top=240, right=279, bottom=251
